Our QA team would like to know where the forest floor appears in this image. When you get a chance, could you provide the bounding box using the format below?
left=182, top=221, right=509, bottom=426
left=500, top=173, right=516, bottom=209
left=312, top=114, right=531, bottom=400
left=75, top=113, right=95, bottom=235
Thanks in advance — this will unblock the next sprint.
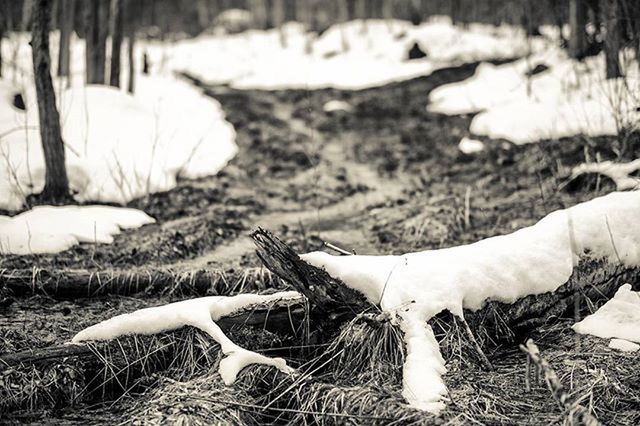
left=1, top=60, right=639, bottom=425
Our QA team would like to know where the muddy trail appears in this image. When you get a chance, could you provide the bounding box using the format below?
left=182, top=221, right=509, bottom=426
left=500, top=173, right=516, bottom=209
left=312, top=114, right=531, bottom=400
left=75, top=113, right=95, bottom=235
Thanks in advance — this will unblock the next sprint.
left=2, top=61, right=639, bottom=424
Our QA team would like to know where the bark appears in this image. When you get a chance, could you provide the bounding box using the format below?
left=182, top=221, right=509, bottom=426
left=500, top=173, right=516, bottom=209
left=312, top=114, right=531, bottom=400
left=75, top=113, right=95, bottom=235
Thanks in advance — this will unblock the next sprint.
left=569, top=0, right=588, bottom=58
left=0, top=298, right=305, bottom=369
left=31, top=0, right=70, bottom=203
left=126, top=30, right=135, bottom=93
left=108, top=0, right=123, bottom=87
left=0, top=266, right=281, bottom=298
left=251, top=229, right=640, bottom=340
left=0, top=11, right=4, bottom=78
left=603, top=0, right=622, bottom=78
left=57, top=0, right=74, bottom=78
left=253, top=229, right=373, bottom=318
left=84, top=0, right=108, bottom=84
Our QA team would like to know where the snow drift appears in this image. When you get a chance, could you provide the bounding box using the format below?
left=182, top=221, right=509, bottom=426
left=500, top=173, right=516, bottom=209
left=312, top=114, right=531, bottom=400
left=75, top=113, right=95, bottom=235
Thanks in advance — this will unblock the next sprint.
left=0, top=76, right=237, bottom=211
left=0, top=205, right=154, bottom=255
left=302, top=190, right=640, bottom=412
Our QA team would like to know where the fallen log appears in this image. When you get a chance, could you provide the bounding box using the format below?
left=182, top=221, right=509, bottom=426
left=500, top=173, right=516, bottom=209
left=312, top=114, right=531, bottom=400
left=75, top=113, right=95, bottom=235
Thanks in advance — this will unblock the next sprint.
left=0, top=266, right=280, bottom=298
left=0, top=297, right=305, bottom=369
left=251, top=229, right=639, bottom=341
left=252, top=228, right=372, bottom=317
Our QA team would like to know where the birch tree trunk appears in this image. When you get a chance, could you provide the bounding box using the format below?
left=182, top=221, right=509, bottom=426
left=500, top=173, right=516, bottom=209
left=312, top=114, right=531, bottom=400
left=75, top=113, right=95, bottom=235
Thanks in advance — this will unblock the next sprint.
left=32, top=0, right=70, bottom=203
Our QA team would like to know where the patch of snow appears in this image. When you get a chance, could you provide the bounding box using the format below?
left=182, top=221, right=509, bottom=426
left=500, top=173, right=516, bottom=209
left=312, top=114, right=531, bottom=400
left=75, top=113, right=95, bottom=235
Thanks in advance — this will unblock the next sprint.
left=571, top=159, right=640, bottom=191
left=302, top=190, right=640, bottom=412
left=608, top=338, right=639, bottom=352
left=72, top=291, right=301, bottom=384
left=428, top=47, right=640, bottom=144
left=458, top=137, right=485, bottom=154
left=323, top=100, right=353, bottom=113
left=0, top=75, right=237, bottom=210
left=573, top=284, right=640, bottom=344
left=0, top=205, right=155, bottom=255
left=150, top=18, right=538, bottom=91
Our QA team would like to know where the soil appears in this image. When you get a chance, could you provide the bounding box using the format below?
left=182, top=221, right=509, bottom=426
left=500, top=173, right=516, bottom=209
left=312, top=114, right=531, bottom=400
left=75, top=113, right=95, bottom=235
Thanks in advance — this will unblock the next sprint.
left=1, top=60, right=639, bottom=424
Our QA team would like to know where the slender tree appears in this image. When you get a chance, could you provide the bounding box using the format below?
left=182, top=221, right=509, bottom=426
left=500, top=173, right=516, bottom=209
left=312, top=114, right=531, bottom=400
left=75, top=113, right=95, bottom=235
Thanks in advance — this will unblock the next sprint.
left=603, top=0, right=621, bottom=78
left=108, top=0, right=123, bottom=87
left=84, top=0, right=109, bottom=84
left=569, top=0, right=588, bottom=58
left=31, top=0, right=70, bottom=203
left=57, top=0, right=74, bottom=80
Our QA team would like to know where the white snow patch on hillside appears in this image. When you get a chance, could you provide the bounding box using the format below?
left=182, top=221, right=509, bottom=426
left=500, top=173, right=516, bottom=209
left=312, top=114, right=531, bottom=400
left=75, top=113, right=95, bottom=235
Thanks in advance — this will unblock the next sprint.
left=73, top=291, right=301, bottom=384
left=301, top=190, right=640, bottom=412
left=428, top=48, right=640, bottom=144
left=573, top=284, right=640, bottom=345
left=150, top=18, right=537, bottom=90
left=608, top=338, right=639, bottom=352
left=0, top=76, right=237, bottom=210
left=0, top=205, right=154, bottom=255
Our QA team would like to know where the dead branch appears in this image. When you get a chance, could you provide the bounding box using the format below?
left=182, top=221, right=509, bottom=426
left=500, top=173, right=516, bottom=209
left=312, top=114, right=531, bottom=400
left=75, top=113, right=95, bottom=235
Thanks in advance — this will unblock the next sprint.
left=252, top=228, right=372, bottom=316
left=0, top=297, right=305, bottom=369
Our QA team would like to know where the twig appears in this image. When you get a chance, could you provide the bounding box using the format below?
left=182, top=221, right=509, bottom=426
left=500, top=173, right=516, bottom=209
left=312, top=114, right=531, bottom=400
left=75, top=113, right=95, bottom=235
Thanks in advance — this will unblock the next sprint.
left=520, top=339, right=601, bottom=426
left=323, top=241, right=354, bottom=256
left=458, top=316, right=493, bottom=371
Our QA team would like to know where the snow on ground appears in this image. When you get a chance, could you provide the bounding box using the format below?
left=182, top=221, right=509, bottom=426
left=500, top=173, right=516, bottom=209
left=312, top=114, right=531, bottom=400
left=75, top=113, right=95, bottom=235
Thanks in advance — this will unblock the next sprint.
left=573, top=284, right=640, bottom=351
left=301, top=190, right=640, bottom=412
left=571, top=159, right=640, bottom=191
left=73, top=291, right=301, bottom=384
left=0, top=75, right=237, bottom=211
left=429, top=46, right=640, bottom=144
left=146, top=18, right=536, bottom=90
left=0, top=205, right=154, bottom=255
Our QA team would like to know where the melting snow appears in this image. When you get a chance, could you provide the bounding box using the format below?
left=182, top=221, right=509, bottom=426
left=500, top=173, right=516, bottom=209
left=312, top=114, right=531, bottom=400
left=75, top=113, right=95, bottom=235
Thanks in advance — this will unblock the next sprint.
left=608, top=338, right=639, bottom=352
left=573, top=284, right=640, bottom=346
left=72, top=291, right=301, bottom=384
left=0, top=76, right=237, bottom=210
left=428, top=47, right=640, bottom=144
left=571, top=159, right=640, bottom=191
left=0, top=205, right=154, bottom=255
left=302, top=190, right=640, bottom=412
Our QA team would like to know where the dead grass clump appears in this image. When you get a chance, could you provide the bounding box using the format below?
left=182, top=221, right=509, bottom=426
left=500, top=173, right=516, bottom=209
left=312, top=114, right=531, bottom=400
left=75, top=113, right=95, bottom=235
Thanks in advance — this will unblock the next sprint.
left=321, top=313, right=405, bottom=387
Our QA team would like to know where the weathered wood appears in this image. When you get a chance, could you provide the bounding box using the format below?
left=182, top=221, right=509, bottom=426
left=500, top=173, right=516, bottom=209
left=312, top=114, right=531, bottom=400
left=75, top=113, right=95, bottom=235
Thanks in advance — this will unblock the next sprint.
left=252, top=228, right=372, bottom=316
left=0, top=298, right=305, bottom=369
left=252, top=229, right=639, bottom=339
left=0, top=266, right=280, bottom=298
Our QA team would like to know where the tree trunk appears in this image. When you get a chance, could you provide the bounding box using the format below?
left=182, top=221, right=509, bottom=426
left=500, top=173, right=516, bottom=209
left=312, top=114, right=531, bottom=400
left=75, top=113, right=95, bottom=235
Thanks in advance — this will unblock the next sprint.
left=108, top=0, right=123, bottom=87
left=0, top=12, right=4, bottom=78
left=31, top=0, right=70, bottom=203
left=569, top=0, right=588, bottom=58
left=127, top=32, right=135, bottom=93
left=196, top=0, right=210, bottom=32
left=603, top=0, right=621, bottom=78
left=251, top=0, right=268, bottom=30
left=84, top=0, right=108, bottom=84
left=57, top=0, right=74, bottom=78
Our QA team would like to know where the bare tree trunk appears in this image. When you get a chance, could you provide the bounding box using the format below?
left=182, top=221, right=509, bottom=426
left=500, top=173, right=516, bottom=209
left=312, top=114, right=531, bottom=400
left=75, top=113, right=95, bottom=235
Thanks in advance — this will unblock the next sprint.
left=196, top=0, right=210, bottom=32
left=603, top=0, right=622, bottom=78
left=127, top=31, right=135, bottom=93
left=569, top=0, right=588, bottom=58
left=84, top=0, right=108, bottom=84
left=0, top=10, right=4, bottom=78
left=251, top=0, right=268, bottom=29
left=108, top=0, right=123, bottom=87
left=31, top=0, right=70, bottom=203
left=57, top=0, right=74, bottom=79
